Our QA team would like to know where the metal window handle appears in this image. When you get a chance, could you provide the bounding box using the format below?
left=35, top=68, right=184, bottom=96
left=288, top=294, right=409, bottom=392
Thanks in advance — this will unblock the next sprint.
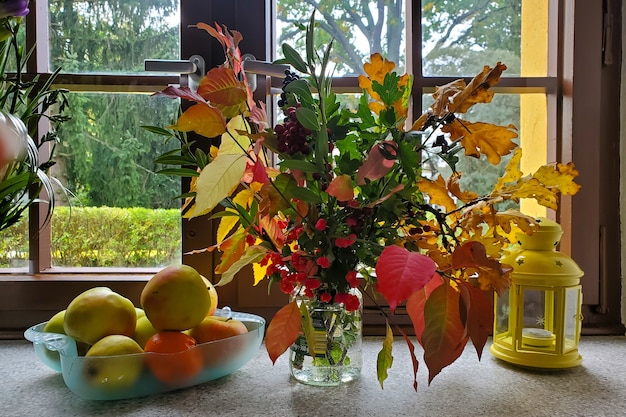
left=242, top=53, right=289, bottom=92
left=144, top=54, right=205, bottom=91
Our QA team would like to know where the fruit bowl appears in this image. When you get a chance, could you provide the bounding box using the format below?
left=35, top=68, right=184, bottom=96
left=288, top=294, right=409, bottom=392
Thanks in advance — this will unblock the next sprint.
left=24, top=309, right=265, bottom=400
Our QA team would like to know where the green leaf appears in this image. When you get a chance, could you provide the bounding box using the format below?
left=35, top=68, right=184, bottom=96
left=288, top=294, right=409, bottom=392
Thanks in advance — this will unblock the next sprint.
left=156, top=167, right=200, bottom=177
left=291, top=186, right=323, bottom=204
left=299, top=302, right=317, bottom=358
left=279, top=159, right=321, bottom=173
left=141, top=125, right=174, bottom=136
left=282, top=43, right=308, bottom=73
left=295, top=106, right=319, bottom=131
left=284, top=79, right=314, bottom=106
left=376, top=321, right=394, bottom=389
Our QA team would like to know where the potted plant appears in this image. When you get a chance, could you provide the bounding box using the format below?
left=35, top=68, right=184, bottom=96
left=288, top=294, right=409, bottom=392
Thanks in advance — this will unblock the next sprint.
left=0, top=1, right=69, bottom=233
left=150, top=14, right=580, bottom=388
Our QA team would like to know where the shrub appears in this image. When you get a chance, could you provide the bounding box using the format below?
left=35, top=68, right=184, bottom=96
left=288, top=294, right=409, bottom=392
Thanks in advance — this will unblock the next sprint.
left=0, top=207, right=181, bottom=267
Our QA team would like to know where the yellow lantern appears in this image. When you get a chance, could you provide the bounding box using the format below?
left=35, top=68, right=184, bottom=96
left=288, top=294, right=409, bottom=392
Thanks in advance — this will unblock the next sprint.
left=490, top=218, right=584, bottom=368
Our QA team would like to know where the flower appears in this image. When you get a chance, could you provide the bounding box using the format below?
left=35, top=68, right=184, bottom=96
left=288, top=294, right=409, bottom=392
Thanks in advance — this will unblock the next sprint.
left=0, top=2, right=69, bottom=232
left=0, top=0, right=29, bottom=19
left=152, top=16, right=580, bottom=388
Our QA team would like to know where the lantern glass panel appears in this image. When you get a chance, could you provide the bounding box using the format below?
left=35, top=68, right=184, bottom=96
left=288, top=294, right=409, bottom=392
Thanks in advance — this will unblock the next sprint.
left=520, top=288, right=556, bottom=351
left=495, top=289, right=511, bottom=338
left=563, top=286, right=582, bottom=352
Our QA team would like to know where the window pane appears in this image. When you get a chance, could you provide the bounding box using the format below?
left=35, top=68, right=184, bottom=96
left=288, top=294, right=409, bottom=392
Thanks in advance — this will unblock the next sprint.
left=276, top=1, right=406, bottom=75
left=422, top=0, right=524, bottom=77
left=52, top=93, right=182, bottom=267
left=48, top=0, right=180, bottom=73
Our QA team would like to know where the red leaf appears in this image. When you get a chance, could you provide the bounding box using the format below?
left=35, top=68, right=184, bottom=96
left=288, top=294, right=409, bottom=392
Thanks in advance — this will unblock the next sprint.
left=458, top=280, right=494, bottom=360
left=406, top=273, right=443, bottom=345
left=375, top=246, right=437, bottom=313
left=422, top=283, right=468, bottom=384
left=356, top=141, right=397, bottom=185
left=153, top=85, right=207, bottom=104
left=326, top=174, right=354, bottom=201
left=265, top=300, right=302, bottom=364
left=398, top=328, right=420, bottom=392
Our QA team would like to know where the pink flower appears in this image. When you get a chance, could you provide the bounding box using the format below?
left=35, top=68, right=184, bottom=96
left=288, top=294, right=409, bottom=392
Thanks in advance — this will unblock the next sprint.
left=345, top=270, right=359, bottom=288
left=315, top=218, right=327, bottom=231
left=316, top=256, right=330, bottom=268
left=335, top=234, right=357, bottom=248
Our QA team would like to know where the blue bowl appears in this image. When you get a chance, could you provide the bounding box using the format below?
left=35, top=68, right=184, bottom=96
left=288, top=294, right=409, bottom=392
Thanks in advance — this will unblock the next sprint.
left=24, top=309, right=265, bottom=400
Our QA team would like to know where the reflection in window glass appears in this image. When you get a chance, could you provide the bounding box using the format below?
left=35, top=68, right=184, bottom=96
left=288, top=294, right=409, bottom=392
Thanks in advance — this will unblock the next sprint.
left=276, top=1, right=406, bottom=75
left=52, top=93, right=182, bottom=267
left=422, top=0, right=522, bottom=77
left=48, top=0, right=180, bottom=73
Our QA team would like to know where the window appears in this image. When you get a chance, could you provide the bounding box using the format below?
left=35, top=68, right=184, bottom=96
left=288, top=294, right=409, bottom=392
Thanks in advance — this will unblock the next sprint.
left=1, top=0, right=622, bottom=337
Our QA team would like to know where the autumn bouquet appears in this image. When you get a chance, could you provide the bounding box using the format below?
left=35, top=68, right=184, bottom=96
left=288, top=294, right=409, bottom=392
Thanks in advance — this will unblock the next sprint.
left=151, top=15, right=580, bottom=388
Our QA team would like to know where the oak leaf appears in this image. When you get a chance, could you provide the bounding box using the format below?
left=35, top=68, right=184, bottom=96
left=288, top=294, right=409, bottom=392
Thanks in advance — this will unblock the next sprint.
left=443, top=119, right=518, bottom=165
left=417, top=175, right=456, bottom=212
left=450, top=62, right=507, bottom=113
left=447, top=172, right=479, bottom=203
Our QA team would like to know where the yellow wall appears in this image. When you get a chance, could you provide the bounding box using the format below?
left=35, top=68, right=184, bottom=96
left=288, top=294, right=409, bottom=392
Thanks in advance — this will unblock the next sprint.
left=519, top=0, right=548, bottom=217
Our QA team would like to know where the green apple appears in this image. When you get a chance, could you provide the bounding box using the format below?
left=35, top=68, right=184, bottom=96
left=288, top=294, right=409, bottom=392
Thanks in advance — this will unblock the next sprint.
left=43, top=310, right=66, bottom=334
left=84, top=335, right=144, bottom=389
left=140, top=265, right=211, bottom=331
left=64, top=287, right=137, bottom=345
left=133, top=315, right=157, bottom=348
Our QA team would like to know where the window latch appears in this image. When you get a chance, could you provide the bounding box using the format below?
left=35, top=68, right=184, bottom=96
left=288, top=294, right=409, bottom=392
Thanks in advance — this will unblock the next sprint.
left=144, top=55, right=206, bottom=91
left=241, top=54, right=289, bottom=92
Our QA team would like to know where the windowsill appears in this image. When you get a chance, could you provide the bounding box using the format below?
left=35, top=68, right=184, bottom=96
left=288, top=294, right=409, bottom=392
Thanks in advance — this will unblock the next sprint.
left=2, top=336, right=625, bottom=415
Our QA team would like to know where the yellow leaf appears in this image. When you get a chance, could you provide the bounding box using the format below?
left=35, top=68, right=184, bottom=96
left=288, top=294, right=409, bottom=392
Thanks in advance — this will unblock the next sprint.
left=216, top=245, right=268, bottom=287
left=494, top=148, right=523, bottom=191
left=169, top=103, right=226, bottom=138
left=252, top=261, right=268, bottom=285
left=417, top=175, right=456, bottom=213
left=533, top=162, right=581, bottom=196
left=190, top=153, right=247, bottom=217
left=216, top=188, right=256, bottom=244
left=443, top=119, right=518, bottom=165
left=218, top=115, right=251, bottom=155
left=215, top=228, right=246, bottom=275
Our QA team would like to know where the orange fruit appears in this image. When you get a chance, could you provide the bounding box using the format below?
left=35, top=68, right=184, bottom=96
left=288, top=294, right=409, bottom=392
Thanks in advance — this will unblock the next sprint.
left=144, top=331, right=203, bottom=384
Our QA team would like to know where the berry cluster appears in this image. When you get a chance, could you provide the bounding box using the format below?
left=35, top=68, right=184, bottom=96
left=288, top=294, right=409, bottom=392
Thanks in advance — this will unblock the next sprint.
left=274, top=106, right=312, bottom=155
left=277, top=69, right=300, bottom=108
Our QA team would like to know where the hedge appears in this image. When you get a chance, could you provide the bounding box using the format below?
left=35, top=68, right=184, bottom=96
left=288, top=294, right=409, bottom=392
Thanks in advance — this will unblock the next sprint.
left=0, top=206, right=182, bottom=268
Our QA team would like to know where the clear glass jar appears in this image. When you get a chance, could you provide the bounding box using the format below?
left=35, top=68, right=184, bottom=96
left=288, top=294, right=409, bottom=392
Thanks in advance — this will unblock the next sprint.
left=289, top=288, right=362, bottom=386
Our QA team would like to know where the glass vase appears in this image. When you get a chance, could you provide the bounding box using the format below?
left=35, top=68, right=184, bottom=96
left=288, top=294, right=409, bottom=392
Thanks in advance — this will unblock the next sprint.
left=289, top=289, right=362, bottom=386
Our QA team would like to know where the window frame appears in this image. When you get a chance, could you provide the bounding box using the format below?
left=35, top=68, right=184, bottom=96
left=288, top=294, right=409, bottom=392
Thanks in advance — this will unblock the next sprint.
left=1, top=0, right=622, bottom=338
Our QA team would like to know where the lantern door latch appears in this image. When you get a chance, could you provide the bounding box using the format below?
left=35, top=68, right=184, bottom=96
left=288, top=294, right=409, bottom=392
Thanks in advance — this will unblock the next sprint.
left=144, top=55, right=206, bottom=91
left=241, top=53, right=289, bottom=92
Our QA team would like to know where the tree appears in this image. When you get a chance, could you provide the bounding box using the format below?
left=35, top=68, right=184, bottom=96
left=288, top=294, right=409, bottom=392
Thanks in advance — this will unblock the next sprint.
left=49, top=0, right=181, bottom=208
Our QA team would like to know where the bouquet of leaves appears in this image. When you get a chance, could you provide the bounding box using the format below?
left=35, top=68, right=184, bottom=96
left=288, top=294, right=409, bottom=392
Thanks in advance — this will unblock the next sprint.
left=0, top=1, right=69, bottom=232
left=150, top=15, right=580, bottom=388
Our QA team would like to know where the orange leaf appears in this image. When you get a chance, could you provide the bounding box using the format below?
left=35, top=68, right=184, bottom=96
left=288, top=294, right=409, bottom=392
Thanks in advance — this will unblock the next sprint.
left=458, top=280, right=493, bottom=360
left=214, top=228, right=246, bottom=274
left=265, top=300, right=302, bottom=364
left=326, top=174, right=354, bottom=201
left=169, top=103, right=227, bottom=138
left=356, top=141, right=397, bottom=185
left=443, top=119, right=518, bottom=165
left=406, top=273, right=444, bottom=345
left=447, top=172, right=479, bottom=203
left=450, top=62, right=507, bottom=113
left=399, top=328, right=420, bottom=392
left=422, top=282, right=468, bottom=384
left=197, top=67, right=248, bottom=118
left=417, top=175, right=456, bottom=213
left=375, top=246, right=437, bottom=313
